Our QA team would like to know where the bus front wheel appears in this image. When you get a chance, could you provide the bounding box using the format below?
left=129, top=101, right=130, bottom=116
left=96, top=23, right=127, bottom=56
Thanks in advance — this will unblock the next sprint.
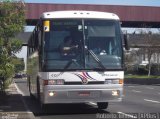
left=28, top=76, right=34, bottom=99
left=97, top=102, right=108, bottom=109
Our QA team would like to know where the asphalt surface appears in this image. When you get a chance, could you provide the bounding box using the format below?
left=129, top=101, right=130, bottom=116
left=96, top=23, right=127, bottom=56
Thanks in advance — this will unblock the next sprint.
left=14, top=78, right=160, bottom=119
left=0, top=81, right=34, bottom=119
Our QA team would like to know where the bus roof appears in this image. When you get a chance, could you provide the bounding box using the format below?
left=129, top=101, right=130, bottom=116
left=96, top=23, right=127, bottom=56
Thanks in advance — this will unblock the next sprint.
left=41, top=11, right=120, bottom=20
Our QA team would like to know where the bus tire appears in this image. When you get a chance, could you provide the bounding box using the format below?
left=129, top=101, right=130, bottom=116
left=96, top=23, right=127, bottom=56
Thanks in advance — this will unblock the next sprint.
left=28, top=76, right=34, bottom=99
left=97, top=102, right=108, bottom=109
left=41, top=103, right=48, bottom=112
left=37, top=77, right=41, bottom=102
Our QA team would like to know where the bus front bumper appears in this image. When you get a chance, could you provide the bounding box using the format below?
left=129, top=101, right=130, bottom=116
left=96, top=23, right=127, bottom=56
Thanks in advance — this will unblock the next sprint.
left=42, top=84, right=123, bottom=104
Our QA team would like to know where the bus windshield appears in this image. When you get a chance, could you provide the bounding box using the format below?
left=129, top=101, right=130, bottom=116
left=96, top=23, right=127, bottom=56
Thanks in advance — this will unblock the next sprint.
left=43, top=19, right=123, bottom=70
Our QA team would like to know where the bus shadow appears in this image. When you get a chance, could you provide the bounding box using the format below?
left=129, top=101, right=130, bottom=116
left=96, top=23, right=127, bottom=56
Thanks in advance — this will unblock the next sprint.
left=39, top=104, right=109, bottom=116
left=23, top=96, right=109, bottom=116
left=0, top=94, right=27, bottom=112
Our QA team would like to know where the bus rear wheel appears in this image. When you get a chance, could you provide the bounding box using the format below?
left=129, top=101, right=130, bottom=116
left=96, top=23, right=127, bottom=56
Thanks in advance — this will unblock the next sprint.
left=97, top=102, right=108, bottom=109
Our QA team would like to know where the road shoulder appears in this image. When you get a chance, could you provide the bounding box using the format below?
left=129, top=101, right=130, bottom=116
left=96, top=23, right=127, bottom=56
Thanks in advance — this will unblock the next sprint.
left=0, top=81, right=35, bottom=119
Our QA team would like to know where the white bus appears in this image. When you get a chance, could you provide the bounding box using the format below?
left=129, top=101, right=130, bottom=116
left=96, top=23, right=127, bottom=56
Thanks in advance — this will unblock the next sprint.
left=27, top=11, right=128, bottom=109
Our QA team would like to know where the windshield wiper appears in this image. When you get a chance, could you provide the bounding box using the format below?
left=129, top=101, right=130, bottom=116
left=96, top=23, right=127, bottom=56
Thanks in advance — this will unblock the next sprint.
left=64, top=59, right=82, bottom=69
left=87, top=49, right=106, bottom=69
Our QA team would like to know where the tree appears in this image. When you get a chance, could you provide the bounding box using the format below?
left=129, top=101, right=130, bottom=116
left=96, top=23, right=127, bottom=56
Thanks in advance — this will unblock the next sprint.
left=142, top=33, right=160, bottom=76
left=135, top=30, right=160, bottom=76
left=0, top=0, right=25, bottom=87
left=128, top=28, right=160, bottom=76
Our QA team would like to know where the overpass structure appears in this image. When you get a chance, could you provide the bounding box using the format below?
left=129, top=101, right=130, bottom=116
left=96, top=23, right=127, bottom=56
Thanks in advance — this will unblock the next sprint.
left=25, top=3, right=160, bottom=28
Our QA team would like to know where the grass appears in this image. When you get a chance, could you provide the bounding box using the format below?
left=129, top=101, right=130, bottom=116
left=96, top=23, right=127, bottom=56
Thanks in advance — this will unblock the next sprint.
left=4, top=78, right=13, bottom=89
left=125, top=74, right=160, bottom=79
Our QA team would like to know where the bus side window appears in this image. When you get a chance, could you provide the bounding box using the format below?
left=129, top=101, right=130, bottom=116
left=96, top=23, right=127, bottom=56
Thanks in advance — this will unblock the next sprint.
left=28, top=34, right=34, bottom=54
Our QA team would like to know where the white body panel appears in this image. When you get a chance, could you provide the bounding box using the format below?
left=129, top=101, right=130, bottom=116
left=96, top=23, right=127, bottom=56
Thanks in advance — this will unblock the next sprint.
left=38, top=71, right=124, bottom=104
left=41, top=11, right=120, bottom=20
left=39, top=71, right=124, bottom=82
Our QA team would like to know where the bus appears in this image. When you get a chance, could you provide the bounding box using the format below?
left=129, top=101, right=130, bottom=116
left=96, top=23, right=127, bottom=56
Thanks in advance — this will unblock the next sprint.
left=27, top=10, right=128, bottom=109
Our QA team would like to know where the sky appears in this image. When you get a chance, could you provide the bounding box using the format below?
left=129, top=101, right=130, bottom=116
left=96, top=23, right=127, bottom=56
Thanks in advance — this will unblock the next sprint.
left=25, top=0, right=160, bottom=7
left=17, top=0, right=160, bottom=70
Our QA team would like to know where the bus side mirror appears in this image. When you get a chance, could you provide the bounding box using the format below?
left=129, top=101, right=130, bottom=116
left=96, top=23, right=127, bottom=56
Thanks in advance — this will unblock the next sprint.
left=124, top=34, right=130, bottom=50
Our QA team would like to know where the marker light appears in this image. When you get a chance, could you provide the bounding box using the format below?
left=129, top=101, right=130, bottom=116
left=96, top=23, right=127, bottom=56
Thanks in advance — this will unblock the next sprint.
left=43, top=20, right=50, bottom=32
left=119, top=79, right=123, bottom=84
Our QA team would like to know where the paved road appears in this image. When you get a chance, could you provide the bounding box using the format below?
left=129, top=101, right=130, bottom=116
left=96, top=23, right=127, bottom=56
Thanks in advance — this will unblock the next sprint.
left=14, top=79, right=160, bottom=119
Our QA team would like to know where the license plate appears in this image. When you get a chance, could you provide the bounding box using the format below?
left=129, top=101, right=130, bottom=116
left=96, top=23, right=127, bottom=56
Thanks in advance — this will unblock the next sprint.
left=79, top=91, right=90, bottom=96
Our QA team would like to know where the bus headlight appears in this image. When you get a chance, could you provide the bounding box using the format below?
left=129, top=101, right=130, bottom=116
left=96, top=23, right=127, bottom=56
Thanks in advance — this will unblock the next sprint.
left=49, top=91, right=56, bottom=96
left=112, top=90, right=119, bottom=96
left=105, top=79, right=123, bottom=84
left=44, top=79, right=65, bottom=85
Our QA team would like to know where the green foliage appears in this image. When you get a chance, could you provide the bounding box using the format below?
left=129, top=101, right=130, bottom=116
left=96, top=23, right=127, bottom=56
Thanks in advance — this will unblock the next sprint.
left=0, top=47, right=14, bottom=79
left=0, top=0, right=25, bottom=88
left=125, top=74, right=160, bottom=79
left=0, top=0, right=25, bottom=38
left=12, top=57, right=25, bottom=73
left=11, top=38, right=23, bottom=53
left=4, top=78, right=13, bottom=89
left=137, top=65, right=148, bottom=75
